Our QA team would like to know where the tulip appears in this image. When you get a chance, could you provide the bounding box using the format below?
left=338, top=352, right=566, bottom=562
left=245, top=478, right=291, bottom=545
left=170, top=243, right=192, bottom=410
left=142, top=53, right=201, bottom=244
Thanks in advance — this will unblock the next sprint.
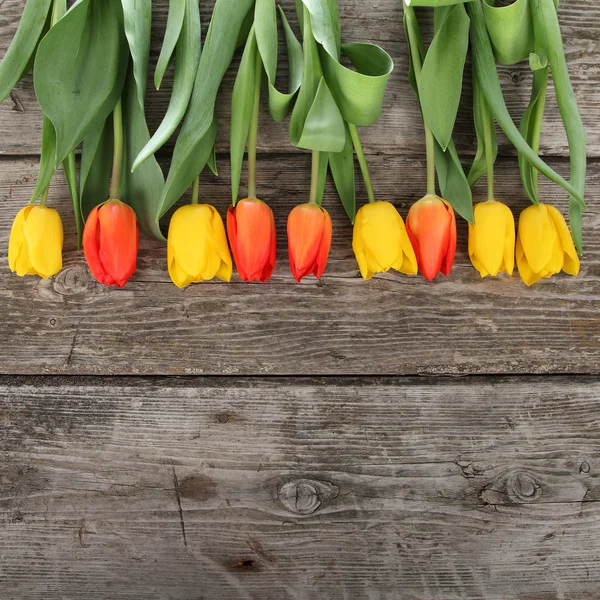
left=83, top=200, right=139, bottom=288
left=516, top=203, right=580, bottom=286
left=468, top=200, right=515, bottom=278
left=167, top=204, right=232, bottom=288
left=287, top=204, right=332, bottom=283
left=8, top=205, right=63, bottom=278
left=406, top=194, right=456, bottom=281
left=352, top=201, right=417, bottom=280
left=227, top=198, right=276, bottom=282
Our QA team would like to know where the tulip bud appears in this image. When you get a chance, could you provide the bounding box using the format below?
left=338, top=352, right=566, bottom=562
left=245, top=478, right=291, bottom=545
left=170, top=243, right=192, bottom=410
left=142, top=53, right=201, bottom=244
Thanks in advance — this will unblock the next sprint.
left=287, top=204, right=332, bottom=283
left=352, top=201, right=417, bottom=280
left=167, top=204, right=232, bottom=288
left=83, top=200, right=139, bottom=288
left=227, top=198, right=276, bottom=282
left=406, top=194, right=456, bottom=281
left=468, top=200, right=515, bottom=278
left=8, top=205, right=63, bottom=279
left=516, top=203, right=580, bottom=286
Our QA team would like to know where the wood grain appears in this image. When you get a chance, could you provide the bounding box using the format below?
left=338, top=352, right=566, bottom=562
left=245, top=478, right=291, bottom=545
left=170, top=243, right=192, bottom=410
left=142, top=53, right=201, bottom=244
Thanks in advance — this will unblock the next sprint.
left=1, top=375, right=599, bottom=600
left=0, top=154, right=598, bottom=376
left=0, top=0, right=598, bottom=157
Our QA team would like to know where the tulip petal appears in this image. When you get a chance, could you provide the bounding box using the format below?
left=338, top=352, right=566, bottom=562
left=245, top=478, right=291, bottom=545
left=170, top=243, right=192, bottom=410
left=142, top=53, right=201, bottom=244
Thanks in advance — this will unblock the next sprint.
left=503, top=204, right=516, bottom=277
left=23, top=206, right=64, bottom=279
left=314, top=209, right=333, bottom=280
left=441, top=201, right=456, bottom=277
left=517, top=236, right=542, bottom=286
left=228, top=199, right=275, bottom=282
left=8, top=206, right=35, bottom=277
left=352, top=213, right=372, bottom=280
left=83, top=206, right=112, bottom=285
left=546, top=204, right=581, bottom=277
left=470, top=201, right=508, bottom=277
left=209, top=206, right=232, bottom=282
left=288, top=204, right=328, bottom=282
left=97, top=201, right=139, bottom=288
left=518, top=204, right=555, bottom=275
left=394, top=213, right=418, bottom=276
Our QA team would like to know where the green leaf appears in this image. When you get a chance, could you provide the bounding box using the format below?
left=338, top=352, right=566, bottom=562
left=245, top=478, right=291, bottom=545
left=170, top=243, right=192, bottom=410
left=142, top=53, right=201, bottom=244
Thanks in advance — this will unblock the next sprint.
left=483, top=0, right=534, bottom=65
left=467, top=1, right=585, bottom=209
left=29, top=116, right=57, bottom=204
left=133, top=0, right=201, bottom=170
left=80, top=117, right=113, bottom=222
left=435, top=138, right=474, bottom=223
left=121, top=0, right=152, bottom=108
left=320, top=42, right=394, bottom=127
left=0, top=0, right=53, bottom=104
left=418, top=5, right=470, bottom=151
left=537, top=0, right=586, bottom=253
left=34, top=0, right=129, bottom=164
left=290, top=6, right=345, bottom=153
left=468, top=70, right=498, bottom=189
left=299, top=0, right=341, bottom=58
left=154, top=0, right=186, bottom=90
left=518, top=68, right=548, bottom=204
left=407, top=0, right=476, bottom=5
left=329, top=123, right=356, bottom=222
left=230, top=28, right=259, bottom=203
left=121, top=66, right=166, bottom=241
left=255, top=1, right=304, bottom=122
left=160, top=0, right=255, bottom=220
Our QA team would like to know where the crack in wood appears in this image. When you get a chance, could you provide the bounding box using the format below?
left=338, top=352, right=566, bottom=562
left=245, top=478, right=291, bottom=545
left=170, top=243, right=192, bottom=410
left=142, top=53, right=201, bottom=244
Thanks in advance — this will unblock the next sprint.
left=172, top=466, right=187, bottom=549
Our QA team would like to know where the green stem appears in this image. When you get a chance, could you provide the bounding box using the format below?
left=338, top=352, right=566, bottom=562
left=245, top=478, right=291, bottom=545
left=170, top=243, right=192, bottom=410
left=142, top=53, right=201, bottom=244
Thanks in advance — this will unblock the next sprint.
left=40, top=186, right=49, bottom=207
left=348, top=124, right=376, bottom=204
left=247, top=49, right=263, bottom=200
left=480, top=96, right=495, bottom=201
left=309, top=151, right=320, bottom=205
left=110, top=98, right=124, bottom=200
left=404, top=3, right=436, bottom=196
left=191, top=176, right=199, bottom=205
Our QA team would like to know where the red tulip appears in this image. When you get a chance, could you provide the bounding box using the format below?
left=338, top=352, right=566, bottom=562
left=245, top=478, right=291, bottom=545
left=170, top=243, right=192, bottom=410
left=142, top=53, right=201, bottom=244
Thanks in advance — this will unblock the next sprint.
left=406, top=194, right=456, bottom=281
left=227, top=198, right=276, bottom=282
left=83, top=200, right=139, bottom=288
left=287, top=204, right=332, bottom=283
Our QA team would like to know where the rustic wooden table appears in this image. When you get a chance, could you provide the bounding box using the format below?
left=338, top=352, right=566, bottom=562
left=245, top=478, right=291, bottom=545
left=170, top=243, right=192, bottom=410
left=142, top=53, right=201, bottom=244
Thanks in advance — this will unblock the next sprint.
left=1, top=1, right=599, bottom=598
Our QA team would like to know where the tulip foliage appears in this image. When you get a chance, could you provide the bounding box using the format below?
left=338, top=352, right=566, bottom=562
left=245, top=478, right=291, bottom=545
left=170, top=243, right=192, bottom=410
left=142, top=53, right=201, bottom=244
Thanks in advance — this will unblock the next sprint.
left=0, top=0, right=588, bottom=287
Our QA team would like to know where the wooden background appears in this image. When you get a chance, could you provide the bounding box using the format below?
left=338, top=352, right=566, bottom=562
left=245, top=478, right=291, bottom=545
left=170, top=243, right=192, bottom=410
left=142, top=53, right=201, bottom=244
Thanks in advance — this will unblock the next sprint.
left=1, top=1, right=599, bottom=598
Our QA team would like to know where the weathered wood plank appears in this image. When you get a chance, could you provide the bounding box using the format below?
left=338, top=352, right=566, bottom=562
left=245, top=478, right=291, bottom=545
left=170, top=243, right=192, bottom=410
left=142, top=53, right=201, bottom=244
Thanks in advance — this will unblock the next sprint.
left=0, top=154, right=599, bottom=376
left=1, top=375, right=599, bottom=599
left=0, top=0, right=598, bottom=157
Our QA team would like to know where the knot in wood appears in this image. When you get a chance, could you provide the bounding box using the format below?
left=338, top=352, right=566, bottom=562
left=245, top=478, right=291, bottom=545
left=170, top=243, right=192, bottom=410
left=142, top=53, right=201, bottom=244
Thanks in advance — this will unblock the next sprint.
left=53, top=264, right=96, bottom=297
left=507, top=472, right=541, bottom=503
left=278, top=479, right=339, bottom=515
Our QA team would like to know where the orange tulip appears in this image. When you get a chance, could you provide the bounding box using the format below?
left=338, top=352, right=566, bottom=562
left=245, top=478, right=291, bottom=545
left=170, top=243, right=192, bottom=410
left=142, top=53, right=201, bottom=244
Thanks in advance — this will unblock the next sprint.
left=83, top=200, right=139, bottom=288
left=406, top=194, right=456, bottom=281
left=287, top=204, right=332, bottom=282
left=227, top=198, right=276, bottom=282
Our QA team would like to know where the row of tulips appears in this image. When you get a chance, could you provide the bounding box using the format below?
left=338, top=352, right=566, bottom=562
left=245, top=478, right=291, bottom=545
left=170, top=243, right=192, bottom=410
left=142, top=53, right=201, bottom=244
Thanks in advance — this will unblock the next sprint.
left=2, top=0, right=586, bottom=289
left=9, top=192, right=579, bottom=288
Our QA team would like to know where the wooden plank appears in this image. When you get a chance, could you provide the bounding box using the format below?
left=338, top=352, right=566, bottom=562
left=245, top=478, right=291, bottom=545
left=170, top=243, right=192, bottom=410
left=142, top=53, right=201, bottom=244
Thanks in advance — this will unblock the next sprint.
left=0, top=375, right=599, bottom=599
left=0, top=154, right=599, bottom=376
left=0, top=0, right=598, bottom=157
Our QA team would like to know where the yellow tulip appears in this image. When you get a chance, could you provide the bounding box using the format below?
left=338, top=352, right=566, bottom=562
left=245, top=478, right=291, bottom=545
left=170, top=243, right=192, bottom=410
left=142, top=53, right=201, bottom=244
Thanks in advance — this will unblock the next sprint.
left=516, top=203, right=580, bottom=286
left=352, top=201, right=417, bottom=280
left=167, top=204, right=232, bottom=288
left=8, top=205, right=63, bottom=278
left=468, top=200, right=515, bottom=278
